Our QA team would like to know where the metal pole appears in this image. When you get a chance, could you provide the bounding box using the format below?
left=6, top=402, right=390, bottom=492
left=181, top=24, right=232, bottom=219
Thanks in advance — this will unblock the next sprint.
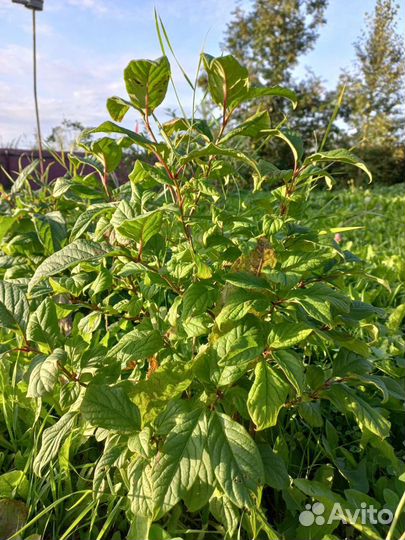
left=32, top=8, right=44, bottom=177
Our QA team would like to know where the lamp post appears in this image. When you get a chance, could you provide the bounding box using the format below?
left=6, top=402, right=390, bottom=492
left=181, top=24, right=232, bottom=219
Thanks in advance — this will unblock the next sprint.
left=11, top=0, right=45, bottom=177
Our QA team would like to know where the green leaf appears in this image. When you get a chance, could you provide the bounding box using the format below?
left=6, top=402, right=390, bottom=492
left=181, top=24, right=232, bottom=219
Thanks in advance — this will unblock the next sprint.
left=27, top=349, right=64, bottom=398
left=33, top=412, right=77, bottom=476
left=224, top=272, right=270, bottom=291
left=11, top=159, right=38, bottom=194
left=162, top=117, right=213, bottom=141
left=0, top=280, right=29, bottom=334
left=81, top=384, right=141, bottom=433
left=152, top=406, right=208, bottom=517
left=209, top=493, right=239, bottom=540
left=179, top=143, right=261, bottom=179
left=33, top=211, right=67, bottom=255
left=305, top=149, right=372, bottom=182
left=261, top=128, right=303, bottom=164
left=0, top=216, right=16, bottom=243
left=182, top=282, right=214, bottom=319
left=129, top=160, right=173, bottom=187
left=201, top=53, right=249, bottom=110
left=128, top=514, right=152, bottom=540
left=258, top=444, right=289, bottom=490
left=78, top=311, right=102, bottom=338
left=216, top=289, right=268, bottom=328
left=245, top=85, right=298, bottom=108
left=215, top=317, right=266, bottom=367
left=106, top=95, right=132, bottom=121
left=273, top=350, right=305, bottom=394
left=27, top=297, right=62, bottom=350
left=220, top=110, right=270, bottom=143
left=208, top=411, right=264, bottom=508
left=287, top=285, right=333, bottom=325
left=124, top=56, right=171, bottom=113
left=185, top=447, right=215, bottom=512
left=247, top=360, right=290, bottom=430
left=117, top=210, right=163, bottom=246
left=129, top=459, right=155, bottom=518
left=0, top=471, right=29, bottom=499
left=89, top=121, right=155, bottom=150
left=298, top=401, right=323, bottom=427
left=324, top=384, right=390, bottom=439
left=110, top=329, right=164, bottom=363
left=29, top=239, right=112, bottom=291
left=93, top=442, right=123, bottom=494
left=387, top=303, right=405, bottom=332
left=268, top=322, right=313, bottom=349
left=91, top=137, right=122, bottom=173
left=70, top=204, right=115, bottom=241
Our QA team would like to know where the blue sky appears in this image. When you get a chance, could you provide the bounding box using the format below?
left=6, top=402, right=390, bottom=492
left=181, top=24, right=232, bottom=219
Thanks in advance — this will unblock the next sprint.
left=0, top=0, right=403, bottom=146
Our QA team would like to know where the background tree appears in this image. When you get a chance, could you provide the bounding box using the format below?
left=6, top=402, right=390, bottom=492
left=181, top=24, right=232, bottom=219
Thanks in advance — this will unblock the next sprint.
left=219, top=0, right=334, bottom=167
left=224, top=0, right=328, bottom=86
left=340, top=0, right=405, bottom=183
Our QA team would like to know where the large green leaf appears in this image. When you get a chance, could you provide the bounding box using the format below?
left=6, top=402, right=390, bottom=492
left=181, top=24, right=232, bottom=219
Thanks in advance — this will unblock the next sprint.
left=182, top=282, right=214, bottom=319
left=33, top=412, right=77, bottom=476
left=89, top=121, right=155, bottom=150
left=324, top=384, right=390, bottom=439
left=0, top=216, right=16, bottom=243
left=207, top=411, right=264, bottom=508
left=124, top=56, right=171, bottom=113
left=179, top=143, right=261, bottom=179
left=110, top=329, right=164, bottom=364
left=0, top=280, right=29, bottom=334
left=201, top=53, right=249, bottom=110
left=0, top=470, right=29, bottom=499
left=268, top=322, right=313, bottom=349
left=106, top=95, right=132, bottom=121
left=209, top=493, right=239, bottom=540
left=258, top=444, right=289, bottom=490
left=27, top=297, right=62, bottom=350
left=91, top=137, right=122, bottom=173
left=305, top=149, right=372, bottom=182
left=152, top=406, right=208, bottom=517
left=162, top=117, right=213, bottom=141
left=247, top=360, right=290, bottom=430
left=216, top=289, right=268, bottom=328
left=245, top=86, right=298, bottom=108
left=70, top=203, right=115, bottom=241
left=81, top=384, right=141, bottom=433
left=129, top=459, right=155, bottom=518
left=185, top=447, right=215, bottom=512
left=29, top=239, right=112, bottom=291
left=129, top=160, right=173, bottom=187
left=220, top=110, right=271, bottom=143
left=27, top=349, right=64, bottom=398
left=215, top=317, right=266, bottom=367
left=117, top=210, right=163, bottom=246
left=273, top=350, right=305, bottom=395
left=10, top=159, right=38, bottom=194
left=33, top=211, right=67, bottom=255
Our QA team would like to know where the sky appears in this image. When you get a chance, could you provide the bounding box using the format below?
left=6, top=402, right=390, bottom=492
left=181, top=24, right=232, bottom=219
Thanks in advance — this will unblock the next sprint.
left=0, top=0, right=404, bottom=147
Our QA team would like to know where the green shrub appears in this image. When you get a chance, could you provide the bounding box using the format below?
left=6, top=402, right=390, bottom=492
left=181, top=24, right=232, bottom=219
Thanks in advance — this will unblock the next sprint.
left=0, top=52, right=404, bottom=540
